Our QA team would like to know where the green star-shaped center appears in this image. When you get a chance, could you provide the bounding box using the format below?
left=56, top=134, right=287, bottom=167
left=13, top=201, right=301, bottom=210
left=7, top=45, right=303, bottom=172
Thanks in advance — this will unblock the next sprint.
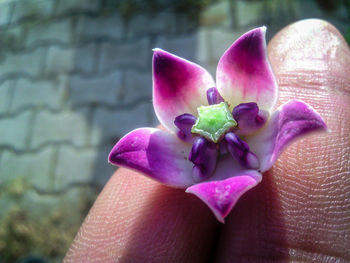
left=191, top=102, right=237, bottom=143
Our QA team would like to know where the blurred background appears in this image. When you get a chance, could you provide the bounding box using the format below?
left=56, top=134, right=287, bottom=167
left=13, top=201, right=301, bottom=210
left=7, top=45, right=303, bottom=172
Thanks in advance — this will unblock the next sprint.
left=0, top=0, right=349, bottom=262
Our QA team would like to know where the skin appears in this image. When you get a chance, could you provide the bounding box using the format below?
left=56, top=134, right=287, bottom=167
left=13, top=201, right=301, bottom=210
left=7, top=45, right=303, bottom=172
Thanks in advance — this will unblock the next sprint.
left=64, top=19, right=350, bottom=262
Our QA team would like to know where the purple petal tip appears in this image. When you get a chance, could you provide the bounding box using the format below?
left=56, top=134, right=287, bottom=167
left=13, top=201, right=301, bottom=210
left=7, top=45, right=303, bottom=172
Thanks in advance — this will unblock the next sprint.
left=216, top=26, right=277, bottom=113
left=186, top=175, right=260, bottom=223
left=152, top=48, right=214, bottom=131
left=248, top=99, right=328, bottom=172
left=108, top=128, right=194, bottom=187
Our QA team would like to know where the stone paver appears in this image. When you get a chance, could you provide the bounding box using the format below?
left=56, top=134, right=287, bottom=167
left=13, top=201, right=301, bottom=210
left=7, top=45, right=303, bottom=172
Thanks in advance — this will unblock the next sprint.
left=55, top=146, right=97, bottom=190
left=92, top=146, right=116, bottom=186
left=31, top=109, right=89, bottom=149
left=44, top=46, right=75, bottom=75
left=0, top=147, right=54, bottom=188
left=25, top=18, right=72, bottom=47
left=73, top=43, right=98, bottom=73
left=91, top=103, right=153, bottom=146
left=0, top=25, right=25, bottom=51
left=0, top=80, right=13, bottom=114
left=0, top=47, right=46, bottom=77
left=11, top=78, right=64, bottom=111
left=11, top=0, right=55, bottom=23
left=45, top=43, right=97, bottom=75
left=196, top=28, right=211, bottom=67
left=55, top=145, right=115, bottom=189
left=0, top=111, right=32, bottom=150
left=235, top=0, right=265, bottom=27
left=200, top=0, right=231, bottom=27
left=155, top=33, right=198, bottom=61
left=99, top=38, right=150, bottom=71
left=127, top=12, right=176, bottom=38
left=55, top=0, right=100, bottom=15
left=122, top=70, right=152, bottom=104
left=69, top=71, right=122, bottom=107
left=77, top=13, right=123, bottom=41
left=0, top=1, right=12, bottom=27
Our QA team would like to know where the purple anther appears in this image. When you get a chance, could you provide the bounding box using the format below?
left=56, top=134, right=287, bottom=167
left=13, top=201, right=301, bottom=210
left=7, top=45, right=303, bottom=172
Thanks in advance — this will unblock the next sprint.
left=232, top=102, right=268, bottom=135
left=225, top=132, right=259, bottom=169
left=219, top=139, right=228, bottom=155
left=189, top=137, right=218, bottom=182
left=207, top=87, right=224, bottom=105
left=174, top=113, right=197, bottom=142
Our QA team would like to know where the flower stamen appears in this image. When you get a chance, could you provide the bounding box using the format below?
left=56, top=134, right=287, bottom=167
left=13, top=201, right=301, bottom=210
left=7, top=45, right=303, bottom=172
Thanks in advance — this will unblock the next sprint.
left=225, top=132, right=259, bottom=169
left=232, top=102, right=268, bottom=135
left=174, top=113, right=197, bottom=142
left=207, top=87, right=224, bottom=105
left=189, top=137, right=218, bottom=182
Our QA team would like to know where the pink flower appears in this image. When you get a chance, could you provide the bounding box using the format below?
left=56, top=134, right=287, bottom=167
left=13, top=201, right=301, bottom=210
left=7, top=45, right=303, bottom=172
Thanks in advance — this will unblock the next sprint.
left=108, top=27, right=326, bottom=223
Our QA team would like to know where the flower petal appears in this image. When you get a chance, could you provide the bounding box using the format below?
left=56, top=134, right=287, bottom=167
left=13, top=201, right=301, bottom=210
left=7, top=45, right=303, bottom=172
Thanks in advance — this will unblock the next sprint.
left=109, top=128, right=194, bottom=187
left=153, top=48, right=215, bottom=131
left=216, top=27, right=278, bottom=113
left=186, top=172, right=261, bottom=223
left=247, top=100, right=327, bottom=172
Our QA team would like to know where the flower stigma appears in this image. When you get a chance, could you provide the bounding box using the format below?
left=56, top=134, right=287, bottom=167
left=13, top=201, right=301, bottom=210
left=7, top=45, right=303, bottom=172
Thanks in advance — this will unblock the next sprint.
left=191, top=102, right=237, bottom=143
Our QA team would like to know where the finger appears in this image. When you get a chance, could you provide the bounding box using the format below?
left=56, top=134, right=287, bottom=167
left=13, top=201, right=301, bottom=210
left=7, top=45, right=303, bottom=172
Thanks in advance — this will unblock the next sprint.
left=215, top=19, right=350, bottom=262
left=64, top=168, right=218, bottom=262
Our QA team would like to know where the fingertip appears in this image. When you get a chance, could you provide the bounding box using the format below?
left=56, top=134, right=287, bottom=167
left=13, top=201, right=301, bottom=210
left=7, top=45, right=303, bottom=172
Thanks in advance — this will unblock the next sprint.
left=217, top=20, right=350, bottom=261
left=266, top=19, right=350, bottom=109
left=268, top=19, right=350, bottom=72
left=65, top=168, right=218, bottom=262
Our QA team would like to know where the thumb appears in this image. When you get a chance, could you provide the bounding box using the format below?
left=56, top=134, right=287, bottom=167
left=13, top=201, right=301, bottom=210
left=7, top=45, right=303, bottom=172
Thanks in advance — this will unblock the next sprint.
left=216, top=19, right=350, bottom=262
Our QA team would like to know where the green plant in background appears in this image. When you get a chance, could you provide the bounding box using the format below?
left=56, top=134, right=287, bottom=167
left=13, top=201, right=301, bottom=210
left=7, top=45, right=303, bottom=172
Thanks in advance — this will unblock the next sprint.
left=0, top=207, right=80, bottom=263
left=0, top=178, right=97, bottom=263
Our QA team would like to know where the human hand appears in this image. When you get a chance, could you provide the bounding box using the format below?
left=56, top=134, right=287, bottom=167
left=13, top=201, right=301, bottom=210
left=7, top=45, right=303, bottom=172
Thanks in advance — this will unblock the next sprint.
left=64, top=19, right=350, bottom=262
